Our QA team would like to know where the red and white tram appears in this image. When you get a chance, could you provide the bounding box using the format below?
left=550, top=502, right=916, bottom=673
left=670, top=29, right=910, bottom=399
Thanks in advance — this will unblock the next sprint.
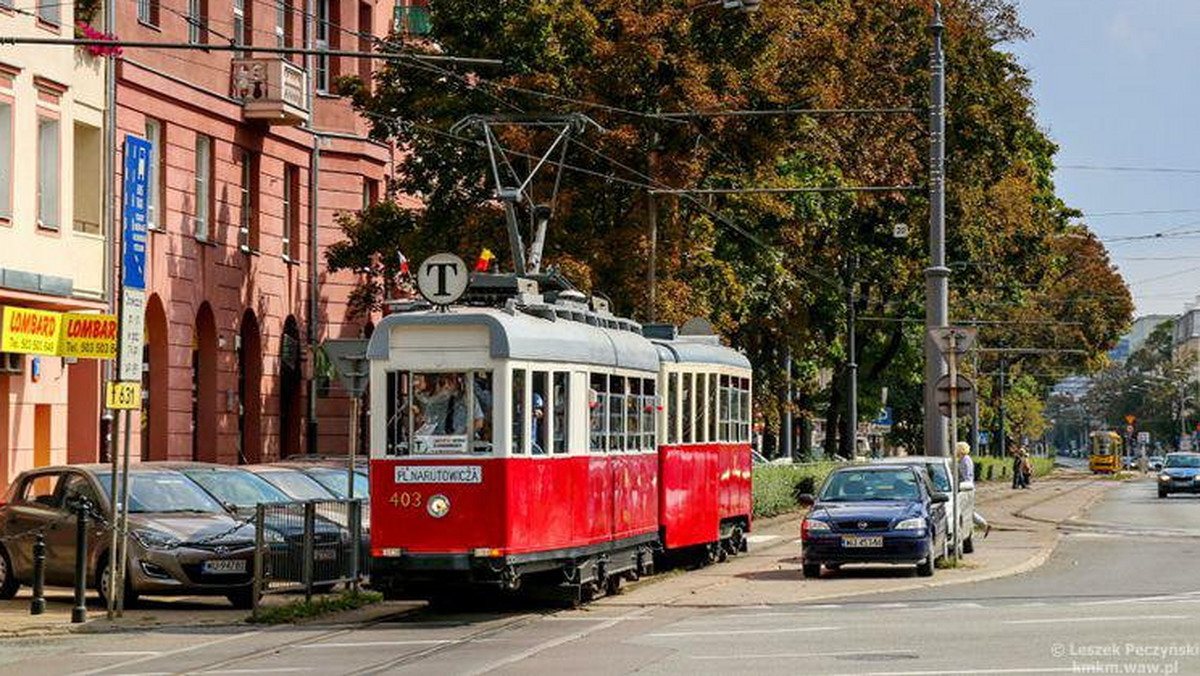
left=367, top=282, right=753, bottom=600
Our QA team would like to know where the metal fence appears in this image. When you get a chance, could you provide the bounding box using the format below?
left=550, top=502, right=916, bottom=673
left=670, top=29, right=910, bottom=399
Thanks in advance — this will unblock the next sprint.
left=251, top=499, right=363, bottom=617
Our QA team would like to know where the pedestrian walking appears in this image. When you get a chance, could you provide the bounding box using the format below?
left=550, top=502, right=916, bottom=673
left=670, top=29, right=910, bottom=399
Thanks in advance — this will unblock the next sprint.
left=1010, top=444, right=1024, bottom=490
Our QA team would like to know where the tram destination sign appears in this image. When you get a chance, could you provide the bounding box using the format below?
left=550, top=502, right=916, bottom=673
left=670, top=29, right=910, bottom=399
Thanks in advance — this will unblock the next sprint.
left=394, top=465, right=482, bottom=484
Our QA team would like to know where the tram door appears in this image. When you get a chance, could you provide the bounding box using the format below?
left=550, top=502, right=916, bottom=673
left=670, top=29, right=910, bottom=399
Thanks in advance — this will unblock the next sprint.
left=588, top=373, right=614, bottom=542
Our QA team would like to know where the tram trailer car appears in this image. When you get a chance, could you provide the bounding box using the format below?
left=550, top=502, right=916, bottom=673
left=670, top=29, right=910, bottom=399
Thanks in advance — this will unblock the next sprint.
left=367, top=287, right=753, bottom=601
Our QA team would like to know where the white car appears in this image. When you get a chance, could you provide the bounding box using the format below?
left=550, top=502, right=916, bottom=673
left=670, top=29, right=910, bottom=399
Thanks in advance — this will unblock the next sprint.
left=876, top=457, right=977, bottom=556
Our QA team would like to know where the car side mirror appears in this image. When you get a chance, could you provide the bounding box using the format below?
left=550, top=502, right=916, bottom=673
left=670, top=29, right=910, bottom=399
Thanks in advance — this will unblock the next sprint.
left=931, top=493, right=949, bottom=504
left=959, top=481, right=975, bottom=492
left=797, top=493, right=816, bottom=507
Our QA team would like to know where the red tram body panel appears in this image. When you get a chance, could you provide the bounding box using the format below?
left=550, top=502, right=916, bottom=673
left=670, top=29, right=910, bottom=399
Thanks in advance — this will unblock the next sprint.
left=367, top=285, right=752, bottom=599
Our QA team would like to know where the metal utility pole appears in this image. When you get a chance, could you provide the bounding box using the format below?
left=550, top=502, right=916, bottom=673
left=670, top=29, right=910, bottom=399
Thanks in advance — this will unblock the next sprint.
left=783, top=348, right=793, bottom=460
left=997, top=358, right=1007, bottom=458
left=846, top=255, right=858, bottom=458
left=947, top=330, right=961, bottom=564
left=924, top=2, right=950, bottom=457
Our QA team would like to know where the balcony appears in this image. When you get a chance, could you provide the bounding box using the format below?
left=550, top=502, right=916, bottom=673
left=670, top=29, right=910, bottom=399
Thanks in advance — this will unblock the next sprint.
left=231, top=58, right=309, bottom=126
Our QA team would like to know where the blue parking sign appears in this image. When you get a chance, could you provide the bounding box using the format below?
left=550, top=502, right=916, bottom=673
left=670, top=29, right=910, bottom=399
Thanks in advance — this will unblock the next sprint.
left=122, top=135, right=152, bottom=291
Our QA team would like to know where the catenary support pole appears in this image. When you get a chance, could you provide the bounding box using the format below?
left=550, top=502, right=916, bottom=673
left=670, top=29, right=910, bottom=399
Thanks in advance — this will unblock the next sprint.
left=998, top=358, right=1007, bottom=459
left=924, top=2, right=950, bottom=457
left=846, top=256, right=858, bottom=458
left=115, top=408, right=133, bottom=615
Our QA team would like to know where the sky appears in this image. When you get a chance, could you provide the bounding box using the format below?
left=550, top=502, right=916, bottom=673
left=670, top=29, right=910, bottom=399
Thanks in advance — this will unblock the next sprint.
left=1009, top=1, right=1200, bottom=317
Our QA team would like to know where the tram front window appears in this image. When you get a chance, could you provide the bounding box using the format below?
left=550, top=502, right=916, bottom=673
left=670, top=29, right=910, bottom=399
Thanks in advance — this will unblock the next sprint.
left=385, top=371, right=492, bottom=455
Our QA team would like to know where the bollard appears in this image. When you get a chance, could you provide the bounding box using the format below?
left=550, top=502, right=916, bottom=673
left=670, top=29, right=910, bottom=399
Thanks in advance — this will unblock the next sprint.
left=71, top=498, right=89, bottom=624
left=252, top=503, right=265, bottom=620
left=349, top=500, right=361, bottom=593
left=30, top=533, right=45, bottom=615
left=302, top=501, right=315, bottom=603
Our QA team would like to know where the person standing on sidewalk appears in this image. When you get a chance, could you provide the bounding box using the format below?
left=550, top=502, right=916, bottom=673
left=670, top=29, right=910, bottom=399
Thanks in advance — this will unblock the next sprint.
left=957, top=441, right=990, bottom=537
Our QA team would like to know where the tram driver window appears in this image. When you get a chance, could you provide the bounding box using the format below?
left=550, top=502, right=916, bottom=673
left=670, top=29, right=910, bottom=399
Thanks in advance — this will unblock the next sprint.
left=532, top=371, right=549, bottom=455
left=642, top=378, right=656, bottom=449
left=385, top=371, right=411, bottom=456
left=668, top=372, right=679, bottom=445
left=410, top=372, right=489, bottom=454
left=512, top=368, right=527, bottom=454
left=590, top=374, right=608, bottom=452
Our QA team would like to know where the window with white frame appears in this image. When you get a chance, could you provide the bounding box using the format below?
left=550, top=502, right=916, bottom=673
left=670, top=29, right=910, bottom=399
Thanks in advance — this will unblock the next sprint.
left=193, top=135, right=211, bottom=239
left=188, top=0, right=206, bottom=44
left=0, top=100, right=10, bottom=221
left=275, top=0, right=287, bottom=47
left=238, top=149, right=259, bottom=251
left=315, top=0, right=330, bottom=92
left=138, top=0, right=160, bottom=26
left=233, top=0, right=246, bottom=53
left=37, top=117, right=60, bottom=229
left=37, top=0, right=60, bottom=25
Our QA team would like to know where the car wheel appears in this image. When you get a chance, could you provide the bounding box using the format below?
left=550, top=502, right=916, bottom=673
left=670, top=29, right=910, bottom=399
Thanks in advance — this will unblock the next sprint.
left=916, top=555, right=934, bottom=578
left=0, top=545, right=18, bottom=600
left=963, top=535, right=975, bottom=555
left=1158, top=488, right=1168, bottom=499
left=802, top=563, right=821, bottom=579
left=97, top=555, right=139, bottom=609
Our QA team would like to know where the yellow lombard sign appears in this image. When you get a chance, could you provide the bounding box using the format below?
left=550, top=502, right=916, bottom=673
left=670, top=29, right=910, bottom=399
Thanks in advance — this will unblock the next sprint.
left=1, top=306, right=63, bottom=356
left=105, top=381, right=142, bottom=410
left=60, top=313, right=119, bottom=359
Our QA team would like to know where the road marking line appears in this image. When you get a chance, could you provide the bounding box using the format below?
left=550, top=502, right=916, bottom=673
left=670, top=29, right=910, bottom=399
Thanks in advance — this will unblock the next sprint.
left=1004, top=614, right=1188, bottom=625
left=70, top=630, right=266, bottom=676
left=746, top=534, right=781, bottom=544
left=648, top=626, right=840, bottom=638
left=297, top=640, right=455, bottom=648
left=690, top=649, right=917, bottom=661
left=872, top=603, right=909, bottom=609
left=202, top=670, right=313, bottom=675
left=812, top=668, right=1075, bottom=676
left=84, top=652, right=162, bottom=657
left=544, top=616, right=653, bottom=622
left=460, top=606, right=650, bottom=676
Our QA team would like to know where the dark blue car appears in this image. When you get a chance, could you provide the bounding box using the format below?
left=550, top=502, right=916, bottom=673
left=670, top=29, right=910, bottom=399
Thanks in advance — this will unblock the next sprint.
left=799, top=465, right=949, bottom=578
left=1158, top=453, right=1200, bottom=498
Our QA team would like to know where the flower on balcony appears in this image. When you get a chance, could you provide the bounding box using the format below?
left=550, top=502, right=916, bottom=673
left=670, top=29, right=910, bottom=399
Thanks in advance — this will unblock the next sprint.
left=75, top=21, right=123, bottom=57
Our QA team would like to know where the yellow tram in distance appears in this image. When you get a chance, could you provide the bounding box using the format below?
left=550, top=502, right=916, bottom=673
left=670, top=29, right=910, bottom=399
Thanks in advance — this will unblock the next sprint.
left=1089, top=431, right=1123, bottom=474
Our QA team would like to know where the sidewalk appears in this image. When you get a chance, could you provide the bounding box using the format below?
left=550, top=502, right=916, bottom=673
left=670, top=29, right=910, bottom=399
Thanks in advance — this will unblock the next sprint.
left=597, top=469, right=1114, bottom=608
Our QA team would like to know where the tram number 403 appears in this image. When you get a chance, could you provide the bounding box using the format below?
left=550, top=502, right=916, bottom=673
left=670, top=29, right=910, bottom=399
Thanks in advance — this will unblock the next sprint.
left=389, top=491, right=422, bottom=508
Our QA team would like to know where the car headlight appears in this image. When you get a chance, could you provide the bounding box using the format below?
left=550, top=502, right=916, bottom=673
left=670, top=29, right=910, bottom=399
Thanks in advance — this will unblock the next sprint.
left=802, top=518, right=830, bottom=532
left=427, top=494, right=451, bottom=519
left=895, top=517, right=925, bottom=531
left=133, top=528, right=183, bottom=550
left=1159, top=474, right=1172, bottom=482
left=263, top=528, right=286, bottom=543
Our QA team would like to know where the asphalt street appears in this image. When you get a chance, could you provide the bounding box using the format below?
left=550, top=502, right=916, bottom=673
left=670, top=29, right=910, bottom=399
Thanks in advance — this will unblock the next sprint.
left=3, top=478, right=1198, bottom=676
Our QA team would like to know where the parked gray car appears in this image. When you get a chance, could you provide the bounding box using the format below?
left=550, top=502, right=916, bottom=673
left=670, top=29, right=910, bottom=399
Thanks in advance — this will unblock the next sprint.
left=0, top=465, right=258, bottom=608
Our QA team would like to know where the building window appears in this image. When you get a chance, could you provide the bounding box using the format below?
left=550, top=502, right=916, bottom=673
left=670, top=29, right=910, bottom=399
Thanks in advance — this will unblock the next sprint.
left=36, top=0, right=60, bottom=25
left=37, top=117, right=60, bottom=230
left=193, top=134, right=211, bottom=240
left=233, top=0, right=252, bottom=55
left=188, top=0, right=207, bottom=44
left=238, top=150, right=259, bottom=251
left=315, top=0, right=330, bottom=92
left=282, top=164, right=300, bottom=260
left=362, top=177, right=378, bottom=210
left=144, top=118, right=162, bottom=230
left=138, top=0, right=160, bottom=26
left=0, top=100, right=10, bottom=222
left=275, top=0, right=287, bottom=47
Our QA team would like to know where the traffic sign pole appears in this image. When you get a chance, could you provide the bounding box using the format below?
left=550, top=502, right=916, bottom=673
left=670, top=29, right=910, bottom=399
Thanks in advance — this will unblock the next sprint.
left=948, top=330, right=960, bottom=565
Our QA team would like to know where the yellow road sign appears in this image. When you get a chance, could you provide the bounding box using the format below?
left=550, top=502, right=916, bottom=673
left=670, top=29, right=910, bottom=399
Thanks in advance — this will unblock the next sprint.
left=105, top=381, right=142, bottom=410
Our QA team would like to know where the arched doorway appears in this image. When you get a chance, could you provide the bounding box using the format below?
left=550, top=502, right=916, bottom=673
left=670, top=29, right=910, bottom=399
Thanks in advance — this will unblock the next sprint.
left=238, top=310, right=263, bottom=464
left=279, top=316, right=302, bottom=458
left=141, top=294, right=169, bottom=460
left=192, top=302, right=218, bottom=462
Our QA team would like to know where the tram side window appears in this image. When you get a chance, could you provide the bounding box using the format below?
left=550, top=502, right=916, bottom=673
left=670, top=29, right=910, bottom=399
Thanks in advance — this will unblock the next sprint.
left=409, top=372, right=491, bottom=454
left=532, top=371, right=549, bottom=455
left=627, top=378, right=642, bottom=451
left=552, top=372, right=568, bottom=454
left=642, top=378, right=656, bottom=449
left=609, top=376, right=626, bottom=452
left=696, top=373, right=708, bottom=444
left=385, top=371, right=410, bottom=455
left=681, top=373, right=694, bottom=444
left=590, top=373, right=608, bottom=453
left=708, top=373, right=718, bottom=443
left=740, top=378, right=751, bottom=442
left=668, top=372, right=679, bottom=445
left=719, top=375, right=732, bottom=442
left=512, top=369, right=527, bottom=454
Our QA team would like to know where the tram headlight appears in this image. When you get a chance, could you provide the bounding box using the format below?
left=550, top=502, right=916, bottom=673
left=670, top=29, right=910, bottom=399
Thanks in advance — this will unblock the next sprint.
left=427, top=494, right=451, bottom=519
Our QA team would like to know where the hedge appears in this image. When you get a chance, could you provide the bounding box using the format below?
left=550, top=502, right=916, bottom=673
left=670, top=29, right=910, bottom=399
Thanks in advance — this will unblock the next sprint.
left=752, top=462, right=841, bottom=518
left=974, top=456, right=1054, bottom=482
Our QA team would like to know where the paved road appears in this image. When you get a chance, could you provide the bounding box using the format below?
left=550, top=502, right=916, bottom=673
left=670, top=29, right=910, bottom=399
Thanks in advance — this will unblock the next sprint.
left=4, top=478, right=1199, bottom=676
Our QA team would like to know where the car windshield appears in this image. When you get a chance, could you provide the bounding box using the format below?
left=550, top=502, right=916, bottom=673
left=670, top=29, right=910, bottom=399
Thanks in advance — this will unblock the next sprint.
left=820, top=469, right=921, bottom=502
left=302, top=468, right=370, bottom=500
left=255, top=470, right=335, bottom=500
left=927, top=464, right=951, bottom=492
left=1165, top=455, right=1200, bottom=468
left=183, top=469, right=291, bottom=508
left=96, top=471, right=224, bottom=514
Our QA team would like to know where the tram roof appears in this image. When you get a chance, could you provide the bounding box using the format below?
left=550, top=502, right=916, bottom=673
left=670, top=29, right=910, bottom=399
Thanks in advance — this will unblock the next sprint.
left=367, top=306, right=661, bottom=372
left=652, top=338, right=752, bottom=371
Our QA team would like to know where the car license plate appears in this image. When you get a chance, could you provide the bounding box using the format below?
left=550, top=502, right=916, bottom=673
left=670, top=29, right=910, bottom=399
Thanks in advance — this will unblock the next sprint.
left=841, top=535, right=883, bottom=548
left=202, top=559, right=247, bottom=574
left=314, top=548, right=337, bottom=561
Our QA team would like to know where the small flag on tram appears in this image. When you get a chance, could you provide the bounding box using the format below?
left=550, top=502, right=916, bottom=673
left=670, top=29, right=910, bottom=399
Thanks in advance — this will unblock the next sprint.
left=475, top=248, right=496, bottom=272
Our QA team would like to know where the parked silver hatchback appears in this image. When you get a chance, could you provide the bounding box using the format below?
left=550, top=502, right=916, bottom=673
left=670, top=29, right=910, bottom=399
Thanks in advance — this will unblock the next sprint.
left=0, top=464, right=258, bottom=608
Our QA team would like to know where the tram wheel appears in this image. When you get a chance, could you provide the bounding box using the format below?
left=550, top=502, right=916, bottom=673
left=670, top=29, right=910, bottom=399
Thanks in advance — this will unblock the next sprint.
left=605, top=575, right=622, bottom=597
